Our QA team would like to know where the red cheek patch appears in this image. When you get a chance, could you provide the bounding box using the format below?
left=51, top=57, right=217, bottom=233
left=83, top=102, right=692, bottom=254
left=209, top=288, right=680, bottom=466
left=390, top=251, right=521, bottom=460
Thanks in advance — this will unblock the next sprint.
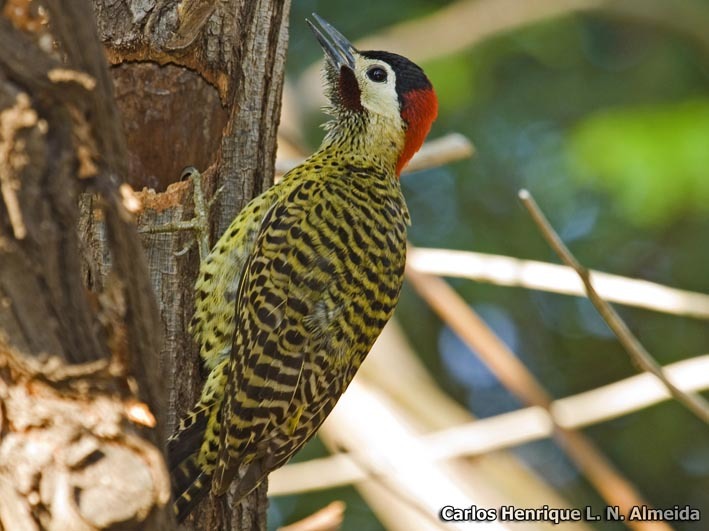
left=397, top=88, right=438, bottom=176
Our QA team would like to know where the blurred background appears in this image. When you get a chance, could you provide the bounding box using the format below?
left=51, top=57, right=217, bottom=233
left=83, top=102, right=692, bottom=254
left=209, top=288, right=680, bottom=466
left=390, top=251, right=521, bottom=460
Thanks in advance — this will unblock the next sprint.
left=268, top=1, right=709, bottom=529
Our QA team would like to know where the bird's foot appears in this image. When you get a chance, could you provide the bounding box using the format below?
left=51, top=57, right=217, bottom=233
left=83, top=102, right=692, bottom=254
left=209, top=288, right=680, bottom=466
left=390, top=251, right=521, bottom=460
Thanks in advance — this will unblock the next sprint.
left=139, top=167, right=222, bottom=260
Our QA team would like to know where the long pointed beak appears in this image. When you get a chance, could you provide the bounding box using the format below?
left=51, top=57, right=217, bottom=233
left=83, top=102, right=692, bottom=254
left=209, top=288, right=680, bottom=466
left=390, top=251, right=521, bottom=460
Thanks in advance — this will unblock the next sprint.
left=306, top=13, right=356, bottom=71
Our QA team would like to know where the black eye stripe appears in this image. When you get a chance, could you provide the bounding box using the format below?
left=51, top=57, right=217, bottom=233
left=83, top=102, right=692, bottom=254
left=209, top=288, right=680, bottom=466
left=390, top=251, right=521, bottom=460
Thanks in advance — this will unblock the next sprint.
left=366, top=66, right=387, bottom=83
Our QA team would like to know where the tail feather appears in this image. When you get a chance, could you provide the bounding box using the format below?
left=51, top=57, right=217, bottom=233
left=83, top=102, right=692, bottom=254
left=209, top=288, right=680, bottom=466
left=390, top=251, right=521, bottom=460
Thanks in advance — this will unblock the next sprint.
left=173, top=460, right=213, bottom=522
left=168, top=406, right=213, bottom=522
left=167, top=405, right=209, bottom=471
left=169, top=361, right=230, bottom=520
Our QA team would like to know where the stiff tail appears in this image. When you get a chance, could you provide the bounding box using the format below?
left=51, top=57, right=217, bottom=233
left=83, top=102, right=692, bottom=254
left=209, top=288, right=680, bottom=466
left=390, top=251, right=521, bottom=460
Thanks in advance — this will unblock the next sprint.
left=172, top=457, right=213, bottom=522
left=168, top=406, right=213, bottom=522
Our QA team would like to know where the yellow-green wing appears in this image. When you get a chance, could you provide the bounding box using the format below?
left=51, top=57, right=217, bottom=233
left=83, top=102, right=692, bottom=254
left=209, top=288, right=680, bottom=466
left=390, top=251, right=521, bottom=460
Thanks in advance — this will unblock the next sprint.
left=211, top=174, right=408, bottom=496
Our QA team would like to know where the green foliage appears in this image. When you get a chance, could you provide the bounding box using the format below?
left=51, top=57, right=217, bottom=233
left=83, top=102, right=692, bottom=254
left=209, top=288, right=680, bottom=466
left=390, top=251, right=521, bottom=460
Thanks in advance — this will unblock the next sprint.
left=568, top=100, right=709, bottom=226
left=423, top=53, right=477, bottom=113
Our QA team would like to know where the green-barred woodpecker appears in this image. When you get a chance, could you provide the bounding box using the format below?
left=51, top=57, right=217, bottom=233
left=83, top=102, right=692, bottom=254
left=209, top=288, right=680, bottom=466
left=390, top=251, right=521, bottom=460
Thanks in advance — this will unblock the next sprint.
left=168, top=14, right=438, bottom=521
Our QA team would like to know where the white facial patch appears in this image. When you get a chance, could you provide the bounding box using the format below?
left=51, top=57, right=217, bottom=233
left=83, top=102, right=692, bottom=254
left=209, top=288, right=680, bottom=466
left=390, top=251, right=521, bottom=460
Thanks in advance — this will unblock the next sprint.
left=353, top=57, right=403, bottom=127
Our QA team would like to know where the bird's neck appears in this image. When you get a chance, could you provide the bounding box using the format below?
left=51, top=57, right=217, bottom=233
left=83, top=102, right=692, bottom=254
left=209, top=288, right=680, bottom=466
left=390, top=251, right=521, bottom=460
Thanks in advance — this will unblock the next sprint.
left=319, top=112, right=406, bottom=177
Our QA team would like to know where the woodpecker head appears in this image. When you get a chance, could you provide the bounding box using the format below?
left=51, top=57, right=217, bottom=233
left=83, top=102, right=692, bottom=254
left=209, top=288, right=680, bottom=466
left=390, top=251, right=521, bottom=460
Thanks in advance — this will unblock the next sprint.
left=307, top=14, right=438, bottom=176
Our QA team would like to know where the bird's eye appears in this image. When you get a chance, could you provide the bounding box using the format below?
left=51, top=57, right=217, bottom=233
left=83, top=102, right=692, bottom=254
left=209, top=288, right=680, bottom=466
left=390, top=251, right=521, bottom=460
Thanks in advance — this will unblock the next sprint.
left=366, top=66, right=387, bottom=83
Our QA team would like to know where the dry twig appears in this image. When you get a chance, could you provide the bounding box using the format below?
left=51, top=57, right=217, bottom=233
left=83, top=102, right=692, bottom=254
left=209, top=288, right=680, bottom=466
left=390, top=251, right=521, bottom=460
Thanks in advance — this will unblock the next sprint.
left=405, top=267, right=670, bottom=531
left=269, top=354, right=709, bottom=496
left=408, top=247, right=709, bottom=320
left=279, top=501, right=345, bottom=531
left=313, top=323, right=585, bottom=530
left=313, top=380, right=504, bottom=531
left=519, top=189, right=709, bottom=425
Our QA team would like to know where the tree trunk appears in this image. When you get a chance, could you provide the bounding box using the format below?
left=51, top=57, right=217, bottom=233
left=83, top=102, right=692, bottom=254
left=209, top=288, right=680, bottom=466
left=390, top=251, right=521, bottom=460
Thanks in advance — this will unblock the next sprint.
left=96, top=0, right=291, bottom=529
left=0, top=0, right=171, bottom=528
left=0, top=0, right=290, bottom=529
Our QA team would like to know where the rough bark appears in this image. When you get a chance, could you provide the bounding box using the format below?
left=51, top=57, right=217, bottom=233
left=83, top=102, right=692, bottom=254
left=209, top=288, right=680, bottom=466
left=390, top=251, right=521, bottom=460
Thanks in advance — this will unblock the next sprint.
left=91, top=0, right=291, bottom=529
left=0, top=0, right=171, bottom=529
left=1, top=0, right=290, bottom=529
